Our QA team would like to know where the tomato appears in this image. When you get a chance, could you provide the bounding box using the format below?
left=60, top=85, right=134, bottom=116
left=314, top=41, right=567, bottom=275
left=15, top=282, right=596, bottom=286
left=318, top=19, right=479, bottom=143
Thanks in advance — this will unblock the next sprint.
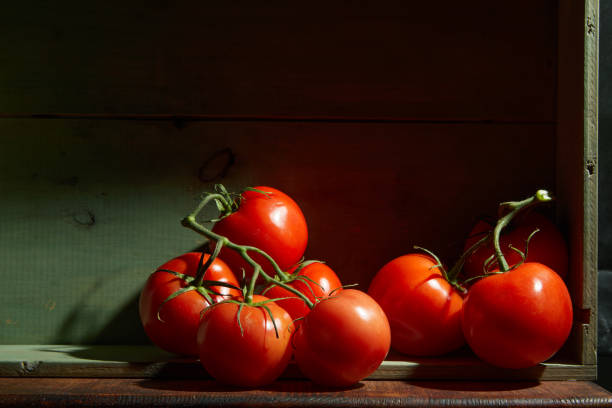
left=138, top=252, right=239, bottom=356
left=197, top=295, right=294, bottom=387
left=211, top=186, right=308, bottom=282
left=461, top=262, right=572, bottom=369
left=292, top=289, right=391, bottom=387
left=368, top=254, right=465, bottom=356
left=262, top=262, right=342, bottom=322
left=463, top=211, right=568, bottom=282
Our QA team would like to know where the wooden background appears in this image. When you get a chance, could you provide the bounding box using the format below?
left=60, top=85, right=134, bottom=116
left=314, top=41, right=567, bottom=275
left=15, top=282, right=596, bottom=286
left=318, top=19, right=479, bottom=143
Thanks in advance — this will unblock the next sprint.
left=0, top=1, right=567, bottom=348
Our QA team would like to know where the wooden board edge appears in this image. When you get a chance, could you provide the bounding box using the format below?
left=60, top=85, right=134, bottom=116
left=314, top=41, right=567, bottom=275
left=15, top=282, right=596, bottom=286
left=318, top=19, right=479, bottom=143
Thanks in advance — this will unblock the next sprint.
left=0, top=361, right=596, bottom=382
left=0, top=346, right=596, bottom=381
left=582, top=0, right=599, bottom=367
left=371, top=361, right=597, bottom=381
left=556, top=0, right=599, bottom=366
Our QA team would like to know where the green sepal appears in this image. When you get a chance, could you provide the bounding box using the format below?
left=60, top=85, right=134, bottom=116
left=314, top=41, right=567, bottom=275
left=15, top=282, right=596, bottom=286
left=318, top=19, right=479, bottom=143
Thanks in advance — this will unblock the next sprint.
left=259, top=304, right=279, bottom=339
left=156, top=269, right=195, bottom=284
left=328, top=283, right=358, bottom=298
left=253, top=297, right=297, bottom=305
left=294, top=275, right=320, bottom=299
left=243, top=187, right=272, bottom=198
left=291, top=259, right=325, bottom=276
left=156, top=286, right=196, bottom=322
left=201, top=280, right=241, bottom=291
left=483, top=253, right=497, bottom=274
left=414, top=246, right=449, bottom=282
left=237, top=302, right=245, bottom=337
left=214, top=198, right=225, bottom=213
left=196, top=286, right=215, bottom=306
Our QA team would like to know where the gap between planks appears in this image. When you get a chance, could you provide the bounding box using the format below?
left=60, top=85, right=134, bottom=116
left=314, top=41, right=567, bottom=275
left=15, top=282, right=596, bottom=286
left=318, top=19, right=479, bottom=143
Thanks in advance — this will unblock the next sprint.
left=0, top=113, right=555, bottom=126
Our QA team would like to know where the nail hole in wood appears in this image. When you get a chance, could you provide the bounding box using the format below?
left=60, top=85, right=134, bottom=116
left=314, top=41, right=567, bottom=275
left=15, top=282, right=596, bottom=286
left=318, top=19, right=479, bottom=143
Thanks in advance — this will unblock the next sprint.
left=586, top=160, right=596, bottom=176
left=20, top=361, right=41, bottom=375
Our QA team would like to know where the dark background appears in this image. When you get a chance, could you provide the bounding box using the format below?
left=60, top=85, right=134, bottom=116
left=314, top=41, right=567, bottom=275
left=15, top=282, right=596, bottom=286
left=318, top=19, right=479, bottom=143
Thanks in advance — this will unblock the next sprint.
left=598, top=0, right=612, bottom=391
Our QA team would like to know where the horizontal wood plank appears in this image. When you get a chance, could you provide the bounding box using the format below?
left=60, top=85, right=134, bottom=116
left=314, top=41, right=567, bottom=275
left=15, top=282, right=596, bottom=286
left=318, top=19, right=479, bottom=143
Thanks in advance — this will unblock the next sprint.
left=1, top=1, right=556, bottom=121
left=1, top=377, right=611, bottom=407
left=0, top=346, right=597, bottom=381
left=0, top=119, right=557, bottom=346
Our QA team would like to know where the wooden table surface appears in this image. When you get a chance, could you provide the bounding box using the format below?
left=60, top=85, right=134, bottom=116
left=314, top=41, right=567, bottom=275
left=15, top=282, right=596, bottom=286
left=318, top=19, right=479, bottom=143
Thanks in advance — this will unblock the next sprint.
left=2, top=379, right=612, bottom=407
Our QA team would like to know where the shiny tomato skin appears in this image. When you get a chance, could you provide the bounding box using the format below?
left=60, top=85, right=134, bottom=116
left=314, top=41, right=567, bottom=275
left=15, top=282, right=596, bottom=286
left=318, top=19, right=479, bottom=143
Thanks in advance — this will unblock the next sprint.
left=211, top=186, right=308, bottom=282
left=139, top=252, right=239, bottom=356
left=463, top=212, right=568, bottom=281
left=263, top=262, right=342, bottom=321
left=368, top=254, right=465, bottom=356
left=197, top=295, right=294, bottom=387
left=293, top=289, right=391, bottom=387
left=461, top=262, right=572, bottom=369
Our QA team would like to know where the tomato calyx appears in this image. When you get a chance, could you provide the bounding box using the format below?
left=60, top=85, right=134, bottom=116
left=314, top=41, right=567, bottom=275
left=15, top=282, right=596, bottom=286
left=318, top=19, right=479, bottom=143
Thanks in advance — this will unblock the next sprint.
left=461, top=229, right=541, bottom=286
left=412, top=224, right=497, bottom=293
left=413, top=246, right=469, bottom=294
left=482, top=228, right=540, bottom=273
left=459, top=189, right=554, bottom=285
left=262, top=260, right=354, bottom=306
left=205, top=296, right=296, bottom=338
left=199, top=184, right=274, bottom=223
left=199, top=184, right=242, bottom=222
left=155, top=250, right=241, bottom=322
left=262, top=260, right=324, bottom=295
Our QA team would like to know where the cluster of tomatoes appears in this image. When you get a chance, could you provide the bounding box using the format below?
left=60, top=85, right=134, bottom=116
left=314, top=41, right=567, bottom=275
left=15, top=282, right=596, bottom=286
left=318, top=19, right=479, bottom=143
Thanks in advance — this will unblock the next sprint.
left=139, top=186, right=390, bottom=387
left=138, top=186, right=573, bottom=388
left=369, top=189, right=573, bottom=369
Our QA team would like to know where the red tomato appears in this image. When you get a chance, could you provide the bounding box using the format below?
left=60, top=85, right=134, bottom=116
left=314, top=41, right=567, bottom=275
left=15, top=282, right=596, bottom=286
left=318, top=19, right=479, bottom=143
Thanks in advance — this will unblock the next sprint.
left=292, top=289, right=391, bottom=387
left=262, top=262, right=342, bottom=321
left=197, top=295, right=294, bottom=387
left=368, top=254, right=465, bottom=356
left=463, top=211, right=568, bottom=282
left=461, top=262, right=572, bottom=369
left=138, top=252, right=239, bottom=356
left=211, top=186, right=308, bottom=282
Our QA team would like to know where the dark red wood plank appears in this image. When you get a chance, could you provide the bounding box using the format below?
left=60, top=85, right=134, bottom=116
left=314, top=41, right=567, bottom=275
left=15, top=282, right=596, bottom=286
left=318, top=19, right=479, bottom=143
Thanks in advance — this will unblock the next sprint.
left=1, top=379, right=611, bottom=407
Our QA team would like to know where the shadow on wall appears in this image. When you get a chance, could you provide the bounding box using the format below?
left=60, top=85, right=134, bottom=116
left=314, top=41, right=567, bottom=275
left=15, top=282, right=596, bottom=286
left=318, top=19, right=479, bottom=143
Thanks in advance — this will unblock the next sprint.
left=599, top=271, right=612, bottom=391
left=599, top=118, right=612, bottom=270
left=52, top=288, right=150, bottom=346
left=52, top=244, right=212, bottom=346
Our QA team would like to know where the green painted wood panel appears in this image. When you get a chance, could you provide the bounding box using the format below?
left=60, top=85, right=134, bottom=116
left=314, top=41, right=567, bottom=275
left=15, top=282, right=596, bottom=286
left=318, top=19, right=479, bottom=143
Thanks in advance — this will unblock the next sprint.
left=0, top=119, right=556, bottom=345
left=0, top=1, right=557, bottom=121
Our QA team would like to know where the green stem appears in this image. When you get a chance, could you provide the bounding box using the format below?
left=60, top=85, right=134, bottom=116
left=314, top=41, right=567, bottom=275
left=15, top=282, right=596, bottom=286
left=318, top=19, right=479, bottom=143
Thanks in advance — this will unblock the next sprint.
left=447, top=233, right=490, bottom=282
left=492, top=190, right=552, bottom=272
left=193, top=193, right=231, bottom=218
left=192, top=240, right=224, bottom=288
left=414, top=246, right=449, bottom=281
left=181, top=195, right=312, bottom=308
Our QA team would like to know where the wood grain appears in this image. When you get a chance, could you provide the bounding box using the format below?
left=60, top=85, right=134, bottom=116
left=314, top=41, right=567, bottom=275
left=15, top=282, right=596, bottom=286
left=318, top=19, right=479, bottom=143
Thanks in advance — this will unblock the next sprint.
left=0, top=1, right=556, bottom=121
left=1, top=378, right=611, bottom=407
left=0, top=119, right=556, bottom=345
left=556, top=0, right=599, bottom=365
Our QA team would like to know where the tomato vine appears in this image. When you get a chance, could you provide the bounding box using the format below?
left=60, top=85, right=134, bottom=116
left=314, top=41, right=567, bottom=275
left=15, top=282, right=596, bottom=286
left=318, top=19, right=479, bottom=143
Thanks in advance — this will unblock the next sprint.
left=181, top=185, right=315, bottom=310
